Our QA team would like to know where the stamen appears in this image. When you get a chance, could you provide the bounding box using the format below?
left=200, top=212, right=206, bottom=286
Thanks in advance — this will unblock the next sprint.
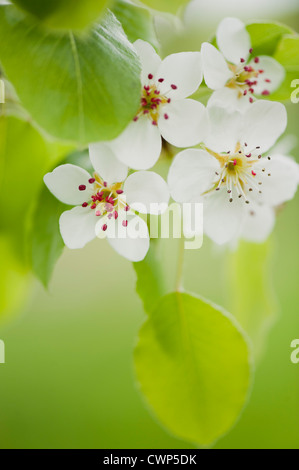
left=82, top=202, right=88, bottom=207
left=88, top=178, right=95, bottom=184
left=102, top=224, right=107, bottom=231
left=78, top=185, right=86, bottom=191
left=148, top=73, right=153, bottom=80
left=122, top=220, right=128, bottom=227
left=171, top=84, right=177, bottom=90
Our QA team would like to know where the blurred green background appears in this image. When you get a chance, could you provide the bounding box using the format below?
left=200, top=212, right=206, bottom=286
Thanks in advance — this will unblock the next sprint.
left=0, top=0, right=299, bottom=449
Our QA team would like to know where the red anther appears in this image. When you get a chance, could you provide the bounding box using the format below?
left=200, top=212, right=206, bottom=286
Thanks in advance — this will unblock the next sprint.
left=249, top=88, right=254, bottom=94
left=102, top=224, right=107, bottom=231
left=122, top=220, right=128, bottom=227
left=82, top=202, right=88, bottom=207
left=148, top=73, right=153, bottom=79
left=265, top=79, right=271, bottom=83
left=167, top=98, right=171, bottom=103
left=124, top=205, right=130, bottom=211
left=158, top=78, right=164, bottom=82
left=152, top=120, right=158, bottom=126
left=89, top=178, right=95, bottom=184
left=249, top=97, right=254, bottom=103
left=78, top=184, right=86, bottom=191
left=254, top=57, right=260, bottom=63
left=240, top=58, right=245, bottom=63
left=154, top=89, right=160, bottom=95
left=103, top=182, right=107, bottom=187
left=243, top=90, right=248, bottom=96
left=143, top=109, right=149, bottom=114
left=246, top=153, right=252, bottom=158
left=106, top=197, right=114, bottom=205
left=258, top=69, right=264, bottom=74
left=144, top=85, right=150, bottom=91
left=249, top=48, right=253, bottom=54
left=164, top=113, right=169, bottom=120
left=233, top=159, right=237, bottom=166
left=252, top=170, right=257, bottom=176
left=116, top=190, right=123, bottom=194
left=91, top=203, right=96, bottom=209
left=262, top=90, right=270, bottom=95
left=133, top=116, right=138, bottom=122
left=95, top=210, right=101, bottom=216
left=113, top=211, right=118, bottom=219
left=150, top=104, right=157, bottom=109
left=171, top=84, right=177, bottom=90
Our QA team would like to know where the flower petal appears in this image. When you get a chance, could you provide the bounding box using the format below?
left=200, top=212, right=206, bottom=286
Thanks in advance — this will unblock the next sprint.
left=109, top=116, right=162, bottom=170
left=250, top=56, right=285, bottom=95
left=251, top=154, right=299, bottom=206
left=124, top=171, right=169, bottom=214
left=106, top=214, right=150, bottom=262
left=134, top=39, right=162, bottom=84
left=89, top=142, right=128, bottom=185
left=207, top=87, right=251, bottom=112
left=168, top=149, right=220, bottom=203
left=59, top=206, right=97, bottom=249
left=157, top=51, right=203, bottom=100
left=201, top=42, right=233, bottom=90
left=241, top=204, right=275, bottom=243
left=203, top=189, right=246, bottom=245
left=216, top=17, right=251, bottom=65
left=240, top=100, right=287, bottom=154
left=205, top=105, right=242, bottom=153
left=158, top=99, right=207, bottom=148
left=44, top=164, right=93, bottom=205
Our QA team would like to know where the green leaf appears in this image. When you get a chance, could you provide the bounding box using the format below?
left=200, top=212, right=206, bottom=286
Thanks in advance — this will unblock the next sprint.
left=112, top=0, right=157, bottom=46
left=133, top=239, right=167, bottom=313
left=246, top=22, right=294, bottom=56
left=31, top=186, right=67, bottom=288
left=134, top=292, right=252, bottom=446
left=139, top=0, right=188, bottom=15
left=0, top=114, right=68, bottom=263
left=0, top=234, right=30, bottom=323
left=0, top=6, right=141, bottom=145
left=30, top=149, right=90, bottom=287
left=228, top=241, right=277, bottom=359
left=11, top=0, right=110, bottom=31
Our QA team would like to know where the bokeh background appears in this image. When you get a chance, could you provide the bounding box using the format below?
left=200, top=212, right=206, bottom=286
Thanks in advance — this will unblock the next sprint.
left=0, top=0, right=299, bottom=449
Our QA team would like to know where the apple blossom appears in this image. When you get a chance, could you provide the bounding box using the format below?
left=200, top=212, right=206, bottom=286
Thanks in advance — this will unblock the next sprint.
left=168, top=101, right=299, bottom=245
left=201, top=17, right=285, bottom=106
left=105, top=39, right=207, bottom=170
left=44, top=143, right=169, bottom=262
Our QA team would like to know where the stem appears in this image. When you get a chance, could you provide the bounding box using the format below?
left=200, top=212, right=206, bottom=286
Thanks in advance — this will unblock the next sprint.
left=175, top=237, right=185, bottom=292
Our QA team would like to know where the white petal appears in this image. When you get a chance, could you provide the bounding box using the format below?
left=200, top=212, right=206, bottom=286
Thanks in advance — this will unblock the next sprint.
left=44, top=164, right=93, bottom=205
left=201, top=42, right=233, bottom=90
left=109, top=117, right=162, bottom=170
left=157, top=51, right=203, bottom=100
left=168, top=149, right=220, bottom=203
left=89, top=142, right=128, bottom=185
left=124, top=171, right=169, bottom=215
left=133, top=39, right=162, bottom=84
left=240, top=101, right=287, bottom=154
left=158, top=99, right=207, bottom=148
left=241, top=204, right=275, bottom=243
left=252, top=154, right=299, bottom=206
left=207, top=88, right=251, bottom=112
left=205, top=105, right=242, bottom=153
left=106, top=215, right=150, bottom=262
left=203, top=189, right=246, bottom=245
left=216, top=17, right=251, bottom=64
left=59, top=206, right=97, bottom=249
left=250, top=56, right=285, bottom=95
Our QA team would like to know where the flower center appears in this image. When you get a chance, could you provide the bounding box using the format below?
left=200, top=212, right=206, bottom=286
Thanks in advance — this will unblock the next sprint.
left=133, top=73, right=178, bottom=125
left=79, top=174, right=129, bottom=230
left=226, top=49, right=271, bottom=102
left=205, top=142, right=272, bottom=203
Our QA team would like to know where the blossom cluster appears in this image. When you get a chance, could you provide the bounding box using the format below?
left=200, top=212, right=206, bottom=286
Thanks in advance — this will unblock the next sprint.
left=44, top=17, right=299, bottom=261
